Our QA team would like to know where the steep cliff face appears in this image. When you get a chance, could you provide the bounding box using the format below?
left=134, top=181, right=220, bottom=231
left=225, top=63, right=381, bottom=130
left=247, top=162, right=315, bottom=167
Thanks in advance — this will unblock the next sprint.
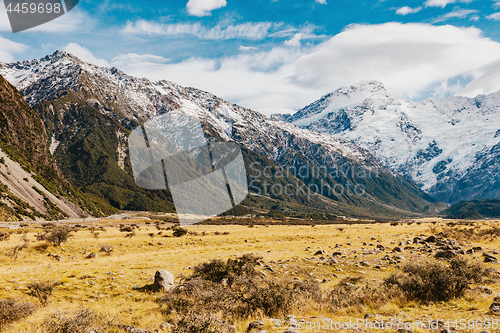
left=0, top=74, right=88, bottom=220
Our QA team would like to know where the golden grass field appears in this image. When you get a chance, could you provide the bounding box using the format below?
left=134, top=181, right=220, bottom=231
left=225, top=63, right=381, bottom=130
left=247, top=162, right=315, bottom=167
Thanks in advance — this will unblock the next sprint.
left=0, top=217, right=499, bottom=332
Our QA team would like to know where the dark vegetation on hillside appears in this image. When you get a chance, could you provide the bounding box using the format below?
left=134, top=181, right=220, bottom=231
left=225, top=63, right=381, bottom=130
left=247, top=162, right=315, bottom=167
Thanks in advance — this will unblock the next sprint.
left=444, top=198, right=500, bottom=219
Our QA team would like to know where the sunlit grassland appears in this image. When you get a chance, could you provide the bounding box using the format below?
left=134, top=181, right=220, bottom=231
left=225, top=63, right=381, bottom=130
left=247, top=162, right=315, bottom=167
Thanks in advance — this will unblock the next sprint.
left=0, top=218, right=499, bottom=332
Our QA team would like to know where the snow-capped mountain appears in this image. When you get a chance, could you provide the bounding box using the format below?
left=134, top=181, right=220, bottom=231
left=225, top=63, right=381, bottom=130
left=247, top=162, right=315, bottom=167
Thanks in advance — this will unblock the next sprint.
left=0, top=52, right=434, bottom=217
left=274, top=81, right=500, bottom=204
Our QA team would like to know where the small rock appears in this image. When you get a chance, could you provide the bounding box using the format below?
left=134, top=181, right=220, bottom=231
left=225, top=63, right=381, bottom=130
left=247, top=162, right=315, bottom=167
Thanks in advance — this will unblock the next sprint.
left=494, top=293, right=500, bottom=302
left=314, top=250, right=327, bottom=255
left=264, top=265, right=275, bottom=272
left=269, top=319, right=282, bottom=327
left=86, top=253, right=97, bottom=259
left=154, top=269, right=175, bottom=292
left=435, top=250, right=456, bottom=259
left=426, top=235, right=437, bottom=242
left=474, top=286, right=493, bottom=294
left=159, top=323, right=173, bottom=331
left=247, top=320, right=265, bottom=332
left=490, top=302, right=500, bottom=313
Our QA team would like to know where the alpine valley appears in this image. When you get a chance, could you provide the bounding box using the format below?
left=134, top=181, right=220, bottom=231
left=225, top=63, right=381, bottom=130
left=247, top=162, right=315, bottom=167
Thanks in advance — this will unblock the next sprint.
left=0, top=51, right=445, bottom=221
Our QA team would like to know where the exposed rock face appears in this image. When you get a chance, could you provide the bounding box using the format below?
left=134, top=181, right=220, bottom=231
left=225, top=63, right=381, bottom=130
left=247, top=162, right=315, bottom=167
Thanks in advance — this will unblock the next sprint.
left=0, top=51, right=434, bottom=218
left=0, top=74, right=87, bottom=220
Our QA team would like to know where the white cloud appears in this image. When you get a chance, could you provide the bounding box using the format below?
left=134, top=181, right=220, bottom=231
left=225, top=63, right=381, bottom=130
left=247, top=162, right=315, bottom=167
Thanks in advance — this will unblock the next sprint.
left=284, top=33, right=302, bottom=47
left=239, top=45, right=258, bottom=51
left=487, top=12, right=500, bottom=20
left=186, top=0, right=227, bottom=17
left=123, top=20, right=277, bottom=40
left=63, top=43, right=109, bottom=67
left=109, top=23, right=500, bottom=115
left=0, top=36, right=28, bottom=62
left=431, top=7, right=479, bottom=23
left=291, top=23, right=500, bottom=101
left=315, top=0, right=327, bottom=4
left=111, top=53, right=169, bottom=68
left=458, top=60, right=500, bottom=96
left=396, top=6, right=422, bottom=15
left=494, top=1, right=500, bottom=9
left=424, top=0, right=474, bottom=8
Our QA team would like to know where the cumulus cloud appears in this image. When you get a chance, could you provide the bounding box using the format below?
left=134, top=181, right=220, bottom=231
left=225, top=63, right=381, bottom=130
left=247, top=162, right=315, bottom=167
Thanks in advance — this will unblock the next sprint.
left=123, top=20, right=277, bottom=40
left=186, top=0, right=227, bottom=17
left=424, top=0, right=474, bottom=8
left=63, top=43, right=109, bottom=67
left=315, top=0, right=327, bottom=4
left=0, top=36, right=28, bottom=62
left=396, top=6, right=422, bottom=15
left=291, top=23, right=500, bottom=101
left=82, top=23, right=500, bottom=115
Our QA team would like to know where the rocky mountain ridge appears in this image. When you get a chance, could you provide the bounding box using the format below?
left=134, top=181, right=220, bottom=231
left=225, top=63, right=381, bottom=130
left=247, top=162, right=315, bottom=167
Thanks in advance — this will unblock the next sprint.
left=0, top=52, right=434, bottom=218
left=274, top=80, right=500, bottom=204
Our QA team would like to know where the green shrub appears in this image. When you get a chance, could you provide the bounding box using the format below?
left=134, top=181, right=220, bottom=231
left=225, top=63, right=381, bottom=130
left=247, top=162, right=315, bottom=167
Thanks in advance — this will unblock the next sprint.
left=384, top=257, right=484, bottom=302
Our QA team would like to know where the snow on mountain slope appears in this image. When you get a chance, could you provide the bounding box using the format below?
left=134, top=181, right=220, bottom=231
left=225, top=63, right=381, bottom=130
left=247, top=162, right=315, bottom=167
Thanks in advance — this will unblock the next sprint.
left=0, top=51, right=434, bottom=215
left=276, top=81, right=500, bottom=203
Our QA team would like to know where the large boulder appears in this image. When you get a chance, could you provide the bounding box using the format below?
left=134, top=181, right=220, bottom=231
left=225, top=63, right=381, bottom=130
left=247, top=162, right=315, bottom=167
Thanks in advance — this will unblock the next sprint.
left=154, top=269, right=175, bottom=292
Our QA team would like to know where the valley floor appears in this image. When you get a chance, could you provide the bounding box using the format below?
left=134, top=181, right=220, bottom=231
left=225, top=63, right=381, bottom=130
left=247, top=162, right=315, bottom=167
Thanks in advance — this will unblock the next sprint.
left=0, top=218, right=499, bottom=332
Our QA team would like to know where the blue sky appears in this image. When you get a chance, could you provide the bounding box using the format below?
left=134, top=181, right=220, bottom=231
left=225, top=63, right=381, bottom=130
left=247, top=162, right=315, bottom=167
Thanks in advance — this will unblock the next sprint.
left=2, top=0, right=500, bottom=114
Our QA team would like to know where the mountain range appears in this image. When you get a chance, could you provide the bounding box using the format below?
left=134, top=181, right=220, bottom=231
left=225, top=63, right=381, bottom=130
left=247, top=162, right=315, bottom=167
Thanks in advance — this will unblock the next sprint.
left=273, top=81, right=500, bottom=205
left=0, top=51, right=439, bottom=221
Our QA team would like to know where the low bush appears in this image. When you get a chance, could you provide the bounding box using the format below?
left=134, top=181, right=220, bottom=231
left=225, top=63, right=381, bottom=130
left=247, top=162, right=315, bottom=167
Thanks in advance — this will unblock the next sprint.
left=159, top=254, right=320, bottom=319
left=9, top=242, right=28, bottom=260
left=172, top=312, right=231, bottom=333
left=35, top=226, right=73, bottom=246
left=0, top=298, right=37, bottom=330
left=327, top=280, right=402, bottom=311
left=172, top=227, right=188, bottom=237
left=25, top=281, right=62, bottom=306
left=384, top=257, right=484, bottom=302
left=190, top=253, right=261, bottom=287
left=0, top=231, right=10, bottom=241
left=43, top=308, right=106, bottom=333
